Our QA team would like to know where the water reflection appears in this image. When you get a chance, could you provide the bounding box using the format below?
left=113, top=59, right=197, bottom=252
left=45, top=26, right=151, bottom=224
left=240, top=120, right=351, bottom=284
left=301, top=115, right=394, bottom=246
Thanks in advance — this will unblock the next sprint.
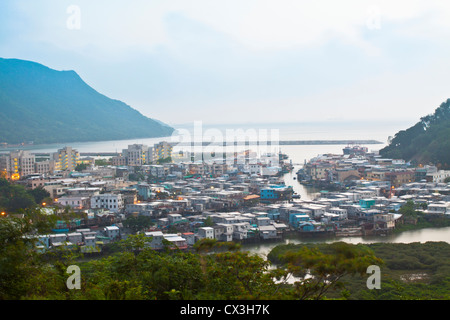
left=242, top=226, right=450, bottom=258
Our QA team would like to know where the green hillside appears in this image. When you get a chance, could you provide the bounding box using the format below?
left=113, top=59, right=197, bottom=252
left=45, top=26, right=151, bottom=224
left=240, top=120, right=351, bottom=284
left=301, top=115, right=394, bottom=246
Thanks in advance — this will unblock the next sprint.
left=0, top=58, right=174, bottom=144
left=380, top=99, right=450, bottom=169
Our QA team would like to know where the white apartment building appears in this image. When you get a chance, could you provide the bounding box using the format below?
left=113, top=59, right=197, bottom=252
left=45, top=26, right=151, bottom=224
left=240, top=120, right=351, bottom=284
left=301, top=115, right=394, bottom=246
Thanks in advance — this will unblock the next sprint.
left=259, top=225, right=278, bottom=240
left=426, top=203, right=450, bottom=214
left=90, top=193, right=124, bottom=213
left=231, top=222, right=251, bottom=240
left=214, top=224, right=234, bottom=242
left=104, top=226, right=120, bottom=240
left=57, top=196, right=90, bottom=210
left=328, top=207, right=348, bottom=220
left=67, top=232, right=83, bottom=244
left=247, top=163, right=262, bottom=175
left=144, top=231, right=164, bottom=249
left=427, top=170, right=450, bottom=183
left=198, top=227, right=214, bottom=239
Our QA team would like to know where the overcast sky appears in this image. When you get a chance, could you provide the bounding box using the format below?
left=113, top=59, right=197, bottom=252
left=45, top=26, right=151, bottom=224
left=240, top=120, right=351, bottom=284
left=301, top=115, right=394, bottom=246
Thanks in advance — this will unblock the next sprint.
left=1, top=0, right=450, bottom=126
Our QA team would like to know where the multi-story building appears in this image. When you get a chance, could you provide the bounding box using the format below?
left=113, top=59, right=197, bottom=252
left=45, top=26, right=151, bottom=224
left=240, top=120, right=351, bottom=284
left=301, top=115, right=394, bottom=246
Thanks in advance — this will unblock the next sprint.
left=385, top=170, right=415, bottom=188
left=247, top=163, right=262, bottom=175
left=415, top=165, right=437, bottom=182
left=373, top=214, right=396, bottom=229
left=260, top=185, right=293, bottom=201
left=53, top=146, right=80, bottom=172
left=304, top=162, right=334, bottom=180
left=0, top=150, right=35, bottom=180
left=366, top=170, right=387, bottom=181
left=426, top=170, right=450, bottom=183
left=35, top=160, right=55, bottom=175
left=90, top=193, right=124, bottom=213
left=114, top=142, right=172, bottom=167
left=104, top=226, right=121, bottom=241
left=334, top=168, right=361, bottom=183
left=187, top=162, right=206, bottom=176
left=198, top=227, right=214, bottom=240
left=149, top=165, right=165, bottom=178
left=209, top=163, right=228, bottom=177
left=0, top=156, right=8, bottom=179
left=56, top=196, right=90, bottom=210
left=152, top=141, right=172, bottom=162
left=111, top=155, right=127, bottom=166
left=121, top=144, right=152, bottom=166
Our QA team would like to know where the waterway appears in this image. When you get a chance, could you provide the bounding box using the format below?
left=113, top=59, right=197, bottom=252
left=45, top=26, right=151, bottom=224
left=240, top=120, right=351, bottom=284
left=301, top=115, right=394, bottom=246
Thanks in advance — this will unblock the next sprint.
left=2, top=120, right=448, bottom=254
left=242, top=226, right=450, bottom=258
left=241, top=159, right=450, bottom=258
left=250, top=140, right=450, bottom=258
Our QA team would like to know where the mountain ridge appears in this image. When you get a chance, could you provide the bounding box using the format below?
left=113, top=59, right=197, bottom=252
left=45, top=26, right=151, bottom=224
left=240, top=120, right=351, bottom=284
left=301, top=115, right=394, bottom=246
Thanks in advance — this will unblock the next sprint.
left=0, top=58, right=174, bottom=145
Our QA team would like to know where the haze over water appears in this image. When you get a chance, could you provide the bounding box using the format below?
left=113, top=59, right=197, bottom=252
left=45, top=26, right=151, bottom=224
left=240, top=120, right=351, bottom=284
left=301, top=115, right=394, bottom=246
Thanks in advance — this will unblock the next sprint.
left=0, top=120, right=409, bottom=154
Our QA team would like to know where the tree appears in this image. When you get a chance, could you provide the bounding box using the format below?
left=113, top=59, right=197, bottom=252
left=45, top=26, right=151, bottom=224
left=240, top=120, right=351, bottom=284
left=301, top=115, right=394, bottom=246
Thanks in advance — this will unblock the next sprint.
left=95, top=159, right=110, bottom=166
left=156, top=157, right=172, bottom=164
left=203, top=216, right=214, bottom=227
left=123, top=215, right=154, bottom=233
left=75, top=163, right=88, bottom=172
left=0, top=209, right=64, bottom=299
left=29, top=186, right=51, bottom=204
left=271, top=242, right=383, bottom=300
left=399, top=200, right=418, bottom=218
left=0, top=178, right=36, bottom=213
left=202, top=250, right=287, bottom=299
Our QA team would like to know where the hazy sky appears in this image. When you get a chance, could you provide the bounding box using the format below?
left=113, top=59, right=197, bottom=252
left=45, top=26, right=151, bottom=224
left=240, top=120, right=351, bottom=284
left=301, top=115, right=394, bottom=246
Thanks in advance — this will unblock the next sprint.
left=1, top=0, right=450, bottom=126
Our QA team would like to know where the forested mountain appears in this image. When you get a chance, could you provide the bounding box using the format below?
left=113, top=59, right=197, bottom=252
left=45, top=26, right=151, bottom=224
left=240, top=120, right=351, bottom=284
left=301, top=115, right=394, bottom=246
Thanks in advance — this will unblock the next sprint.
left=380, top=99, right=450, bottom=169
left=0, top=58, right=174, bottom=144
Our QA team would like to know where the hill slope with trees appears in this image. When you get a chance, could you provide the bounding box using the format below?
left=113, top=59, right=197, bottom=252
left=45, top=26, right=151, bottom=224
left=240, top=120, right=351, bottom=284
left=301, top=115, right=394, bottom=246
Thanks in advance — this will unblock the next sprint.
left=379, top=99, right=450, bottom=169
left=0, top=58, right=174, bottom=144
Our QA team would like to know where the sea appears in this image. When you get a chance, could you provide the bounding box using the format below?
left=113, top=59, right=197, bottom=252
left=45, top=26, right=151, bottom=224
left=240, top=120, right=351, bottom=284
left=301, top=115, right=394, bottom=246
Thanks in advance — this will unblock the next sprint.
left=0, top=119, right=408, bottom=154
left=2, top=120, right=449, bottom=252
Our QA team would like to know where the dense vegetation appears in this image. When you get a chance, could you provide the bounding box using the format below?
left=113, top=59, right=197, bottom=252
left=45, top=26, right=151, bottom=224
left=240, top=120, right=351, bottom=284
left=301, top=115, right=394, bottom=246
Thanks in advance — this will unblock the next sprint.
left=2, top=212, right=449, bottom=301
left=380, top=98, right=450, bottom=169
left=1, top=179, right=449, bottom=300
left=0, top=178, right=51, bottom=213
left=0, top=213, right=382, bottom=300
left=268, top=241, right=450, bottom=300
left=0, top=58, right=174, bottom=144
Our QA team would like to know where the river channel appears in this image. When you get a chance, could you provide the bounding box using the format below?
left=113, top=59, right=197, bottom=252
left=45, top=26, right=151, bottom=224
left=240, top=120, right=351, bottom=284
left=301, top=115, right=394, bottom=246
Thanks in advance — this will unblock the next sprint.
left=241, top=155, right=450, bottom=258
